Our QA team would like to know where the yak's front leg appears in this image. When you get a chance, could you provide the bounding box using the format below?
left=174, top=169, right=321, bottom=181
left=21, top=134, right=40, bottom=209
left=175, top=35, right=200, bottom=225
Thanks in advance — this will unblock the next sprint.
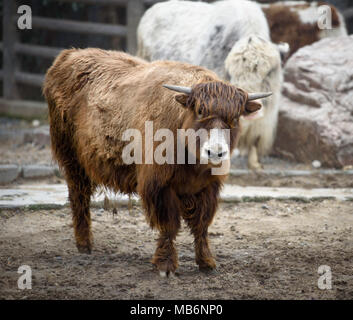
left=182, top=182, right=221, bottom=271
left=139, top=181, right=181, bottom=277
left=152, top=229, right=179, bottom=277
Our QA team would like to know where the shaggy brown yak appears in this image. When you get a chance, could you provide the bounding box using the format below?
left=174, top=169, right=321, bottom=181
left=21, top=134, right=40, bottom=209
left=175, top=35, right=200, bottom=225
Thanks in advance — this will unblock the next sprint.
left=43, top=48, right=270, bottom=276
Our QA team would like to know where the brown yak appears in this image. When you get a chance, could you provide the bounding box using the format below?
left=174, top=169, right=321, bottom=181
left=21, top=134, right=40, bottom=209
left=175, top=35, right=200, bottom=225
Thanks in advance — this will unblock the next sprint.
left=43, top=48, right=270, bottom=276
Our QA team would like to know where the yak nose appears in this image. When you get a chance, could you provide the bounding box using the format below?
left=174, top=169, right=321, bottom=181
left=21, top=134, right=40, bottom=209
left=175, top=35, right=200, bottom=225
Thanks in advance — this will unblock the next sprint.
left=205, top=144, right=228, bottom=161
left=206, top=148, right=228, bottom=159
left=200, top=129, right=230, bottom=164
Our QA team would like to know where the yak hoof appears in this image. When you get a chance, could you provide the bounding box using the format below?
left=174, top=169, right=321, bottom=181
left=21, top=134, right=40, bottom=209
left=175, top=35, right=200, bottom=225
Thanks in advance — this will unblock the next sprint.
left=249, top=162, right=263, bottom=171
left=76, top=244, right=92, bottom=254
left=197, top=257, right=216, bottom=273
left=159, top=270, right=175, bottom=278
left=152, top=255, right=177, bottom=277
left=199, top=266, right=218, bottom=275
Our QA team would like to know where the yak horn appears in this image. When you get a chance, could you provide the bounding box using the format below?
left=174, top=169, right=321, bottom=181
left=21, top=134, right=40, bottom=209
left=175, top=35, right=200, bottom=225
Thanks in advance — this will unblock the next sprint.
left=248, top=92, right=273, bottom=101
left=163, top=84, right=192, bottom=94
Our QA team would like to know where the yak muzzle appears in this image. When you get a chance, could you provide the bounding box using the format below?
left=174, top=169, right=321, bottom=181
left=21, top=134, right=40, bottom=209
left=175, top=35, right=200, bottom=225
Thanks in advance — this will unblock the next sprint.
left=200, top=129, right=230, bottom=165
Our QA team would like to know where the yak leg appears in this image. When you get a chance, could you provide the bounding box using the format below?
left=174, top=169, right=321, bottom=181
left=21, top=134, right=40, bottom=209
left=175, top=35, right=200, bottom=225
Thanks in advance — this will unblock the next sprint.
left=153, top=228, right=179, bottom=277
left=151, top=187, right=181, bottom=277
left=182, top=182, right=220, bottom=271
left=140, top=182, right=181, bottom=276
left=248, top=144, right=263, bottom=170
left=65, top=161, right=94, bottom=254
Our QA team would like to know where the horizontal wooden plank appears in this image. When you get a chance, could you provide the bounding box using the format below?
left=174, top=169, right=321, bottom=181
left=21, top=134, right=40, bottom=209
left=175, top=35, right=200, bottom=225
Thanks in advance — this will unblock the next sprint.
left=32, top=16, right=127, bottom=37
left=15, top=71, right=45, bottom=87
left=144, top=0, right=166, bottom=5
left=0, top=98, right=47, bottom=119
left=56, top=0, right=128, bottom=6
left=14, top=43, right=63, bottom=59
left=52, top=0, right=161, bottom=7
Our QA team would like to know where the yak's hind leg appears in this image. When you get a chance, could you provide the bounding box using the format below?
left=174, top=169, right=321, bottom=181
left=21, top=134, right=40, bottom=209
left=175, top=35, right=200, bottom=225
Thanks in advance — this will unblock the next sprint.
left=65, top=160, right=94, bottom=254
left=139, top=180, right=181, bottom=277
left=248, top=137, right=263, bottom=170
left=181, top=181, right=221, bottom=271
left=248, top=145, right=261, bottom=170
left=47, top=96, right=94, bottom=253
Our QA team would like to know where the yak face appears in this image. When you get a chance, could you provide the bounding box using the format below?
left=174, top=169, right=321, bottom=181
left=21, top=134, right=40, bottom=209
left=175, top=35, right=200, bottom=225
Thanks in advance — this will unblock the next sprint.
left=225, top=35, right=282, bottom=93
left=167, top=82, right=263, bottom=165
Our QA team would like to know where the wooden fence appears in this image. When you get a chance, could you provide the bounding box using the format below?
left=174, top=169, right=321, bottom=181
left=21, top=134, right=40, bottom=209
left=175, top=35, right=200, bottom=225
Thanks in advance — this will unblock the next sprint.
left=0, top=0, right=164, bottom=118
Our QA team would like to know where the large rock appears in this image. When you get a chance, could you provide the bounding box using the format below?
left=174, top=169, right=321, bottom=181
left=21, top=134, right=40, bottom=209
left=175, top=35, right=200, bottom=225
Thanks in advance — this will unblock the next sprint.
left=273, top=36, right=353, bottom=168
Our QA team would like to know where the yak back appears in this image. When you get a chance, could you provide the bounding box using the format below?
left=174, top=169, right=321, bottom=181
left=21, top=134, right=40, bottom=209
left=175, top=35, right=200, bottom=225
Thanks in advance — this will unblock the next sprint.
left=43, top=48, right=218, bottom=176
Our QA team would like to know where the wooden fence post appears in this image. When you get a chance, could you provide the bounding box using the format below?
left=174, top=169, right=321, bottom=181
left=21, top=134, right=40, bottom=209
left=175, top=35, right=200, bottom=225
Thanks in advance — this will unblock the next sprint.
left=127, top=0, right=145, bottom=55
left=3, top=0, right=20, bottom=99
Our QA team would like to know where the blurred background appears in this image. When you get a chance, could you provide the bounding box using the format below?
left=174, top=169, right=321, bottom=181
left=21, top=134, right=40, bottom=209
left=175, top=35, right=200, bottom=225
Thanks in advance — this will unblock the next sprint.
left=0, top=0, right=352, bottom=171
left=0, top=0, right=352, bottom=102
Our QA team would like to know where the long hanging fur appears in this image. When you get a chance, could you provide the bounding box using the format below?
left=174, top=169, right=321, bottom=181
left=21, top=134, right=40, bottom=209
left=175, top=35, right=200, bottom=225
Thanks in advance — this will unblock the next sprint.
left=43, top=48, right=258, bottom=274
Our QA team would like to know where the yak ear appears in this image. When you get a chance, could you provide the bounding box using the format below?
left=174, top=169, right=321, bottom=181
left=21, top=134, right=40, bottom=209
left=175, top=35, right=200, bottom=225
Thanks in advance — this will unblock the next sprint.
left=175, top=94, right=189, bottom=107
left=242, top=100, right=263, bottom=120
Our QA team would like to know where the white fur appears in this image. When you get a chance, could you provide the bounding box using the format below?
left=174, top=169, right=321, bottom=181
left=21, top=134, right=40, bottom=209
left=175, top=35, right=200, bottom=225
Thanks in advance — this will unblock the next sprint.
left=225, top=36, right=282, bottom=157
left=137, top=0, right=270, bottom=78
left=200, top=129, right=230, bottom=165
left=137, top=0, right=282, bottom=161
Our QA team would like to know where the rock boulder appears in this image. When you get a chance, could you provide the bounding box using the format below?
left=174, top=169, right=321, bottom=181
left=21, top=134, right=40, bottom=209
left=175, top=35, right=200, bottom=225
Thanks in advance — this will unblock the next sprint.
left=273, top=36, right=353, bottom=168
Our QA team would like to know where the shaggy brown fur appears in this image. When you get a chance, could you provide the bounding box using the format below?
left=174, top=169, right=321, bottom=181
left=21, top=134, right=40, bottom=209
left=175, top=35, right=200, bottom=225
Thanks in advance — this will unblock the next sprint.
left=43, top=48, right=260, bottom=275
left=262, top=2, right=341, bottom=58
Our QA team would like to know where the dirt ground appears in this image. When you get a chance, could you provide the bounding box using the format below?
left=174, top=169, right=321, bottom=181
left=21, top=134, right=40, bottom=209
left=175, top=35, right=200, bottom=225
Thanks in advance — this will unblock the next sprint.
left=0, top=200, right=352, bottom=300
left=0, top=118, right=53, bottom=166
left=1, top=117, right=353, bottom=300
left=226, top=172, right=353, bottom=189
left=0, top=143, right=53, bottom=166
left=5, top=172, right=353, bottom=191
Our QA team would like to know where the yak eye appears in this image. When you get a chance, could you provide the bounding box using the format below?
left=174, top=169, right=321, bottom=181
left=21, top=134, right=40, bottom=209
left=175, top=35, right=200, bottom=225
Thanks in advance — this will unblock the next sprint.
left=197, top=107, right=203, bottom=119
